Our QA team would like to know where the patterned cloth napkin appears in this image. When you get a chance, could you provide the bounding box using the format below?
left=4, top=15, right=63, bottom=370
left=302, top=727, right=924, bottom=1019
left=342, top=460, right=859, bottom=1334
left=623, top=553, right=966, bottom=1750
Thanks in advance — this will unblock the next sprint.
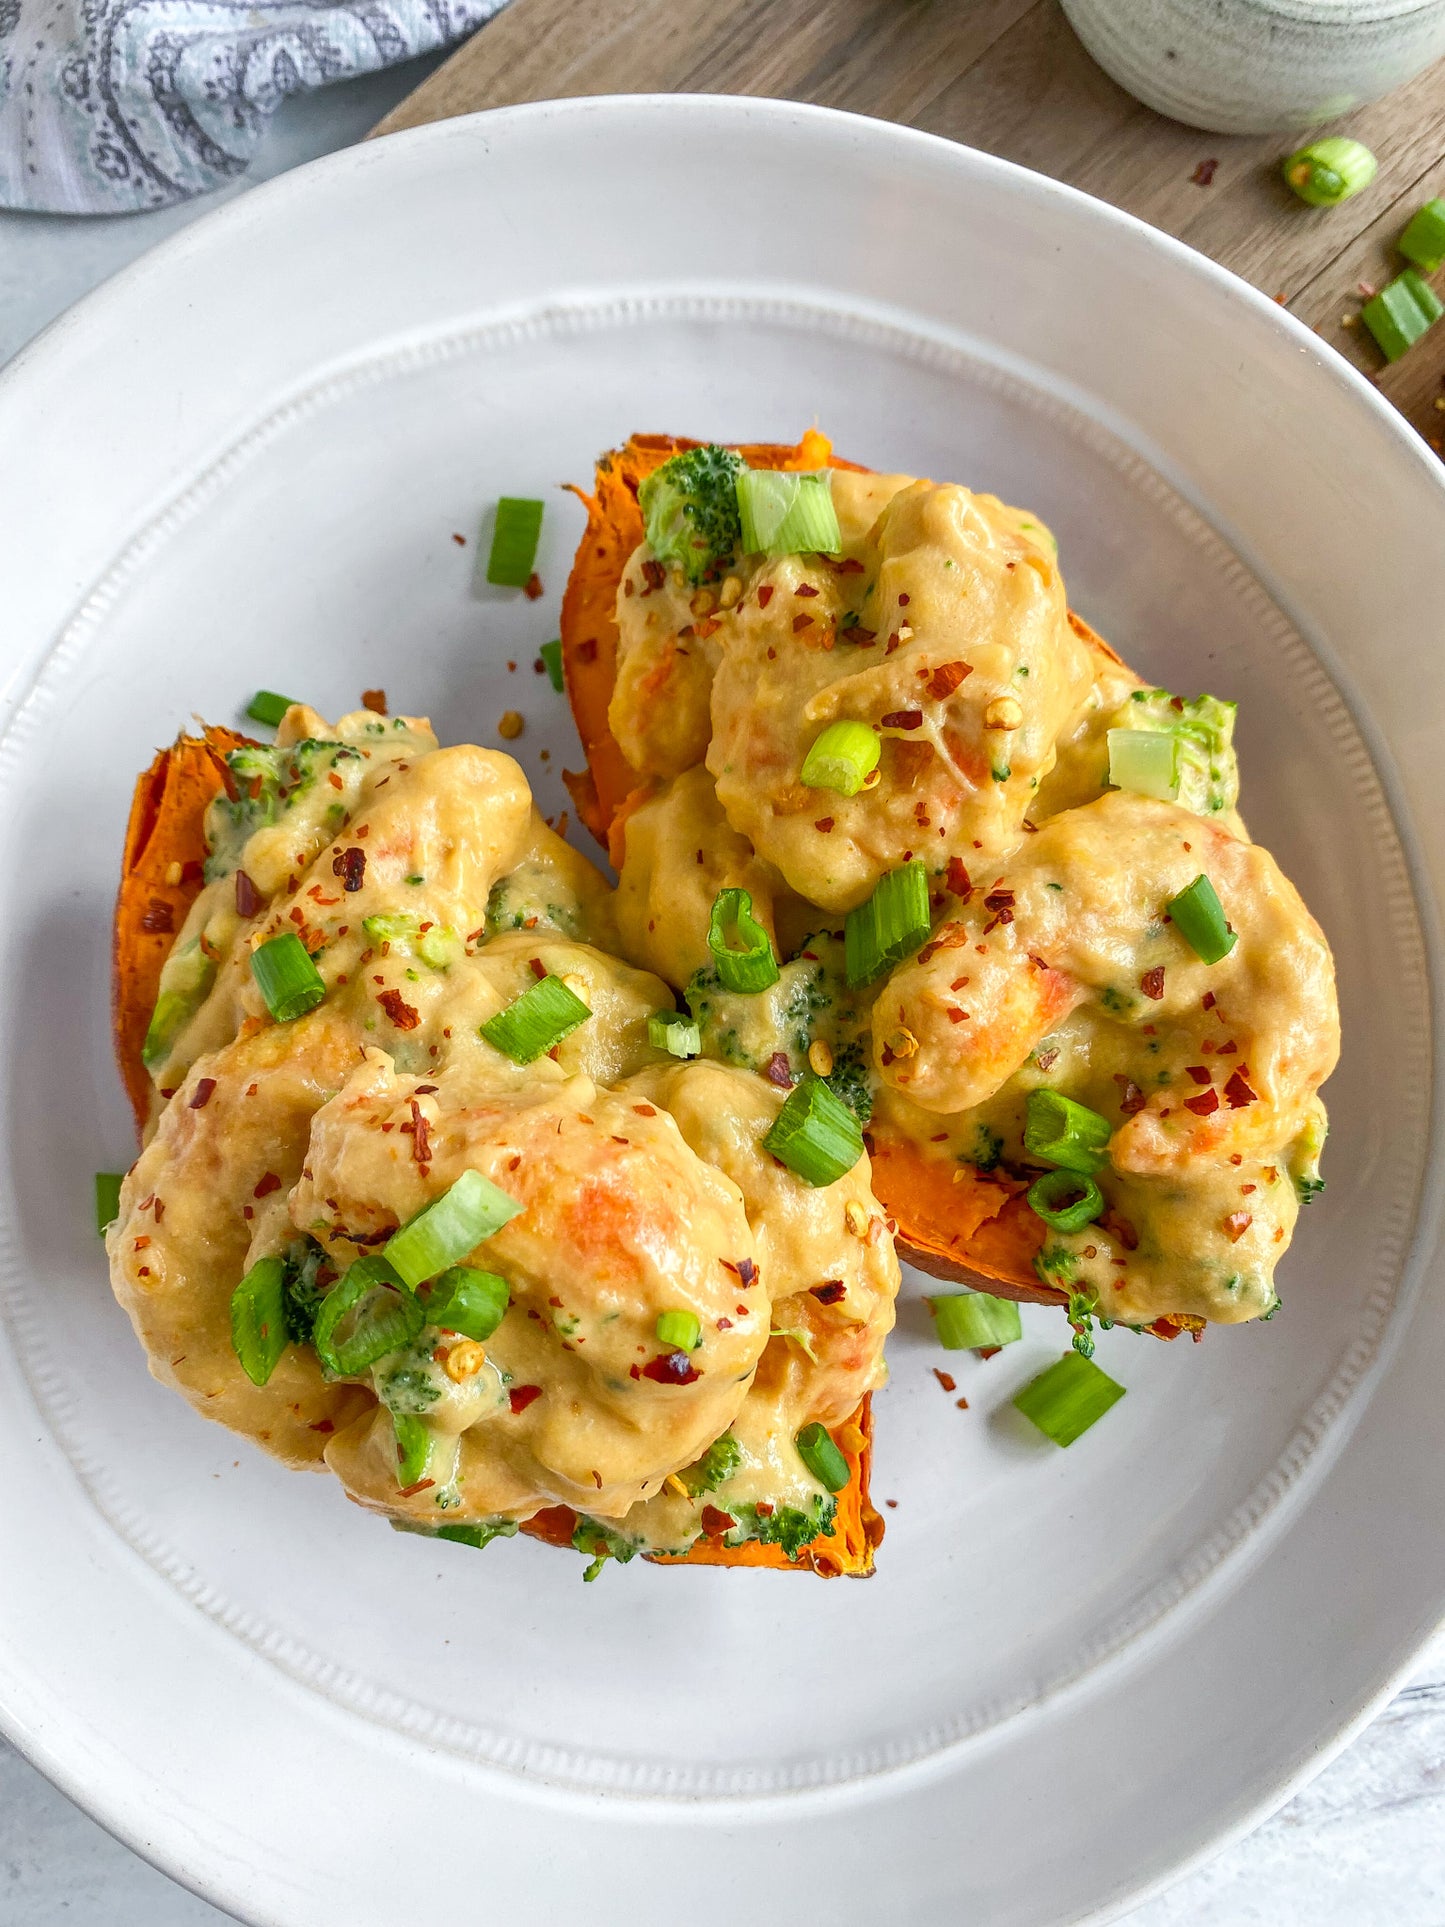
left=0, top=0, right=507, bottom=214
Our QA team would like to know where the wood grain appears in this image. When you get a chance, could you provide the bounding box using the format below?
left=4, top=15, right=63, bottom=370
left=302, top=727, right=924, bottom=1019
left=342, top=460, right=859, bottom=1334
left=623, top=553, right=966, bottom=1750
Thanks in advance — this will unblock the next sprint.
left=371, top=0, right=1445, bottom=450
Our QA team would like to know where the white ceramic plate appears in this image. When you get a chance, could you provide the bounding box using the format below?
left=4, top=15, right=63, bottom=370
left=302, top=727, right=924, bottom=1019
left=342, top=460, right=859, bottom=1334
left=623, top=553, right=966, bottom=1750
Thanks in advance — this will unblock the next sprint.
left=0, top=96, right=1442, bottom=1927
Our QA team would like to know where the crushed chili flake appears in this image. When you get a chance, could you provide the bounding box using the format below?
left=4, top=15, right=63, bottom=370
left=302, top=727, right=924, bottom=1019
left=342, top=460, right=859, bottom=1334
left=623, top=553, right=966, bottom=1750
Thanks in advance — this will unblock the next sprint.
left=332, top=846, right=366, bottom=892
left=1192, top=157, right=1219, bottom=186
left=794, top=583, right=819, bottom=599
left=1114, top=1074, right=1145, bottom=1116
left=983, top=888, right=1015, bottom=912
left=757, top=585, right=774, bottom=608
left=397, top=1478, right=436, bottom=1498
left=523, top=572, right=544, bottom=600
left=642, top=1351, right=700, bottom=1386
left=881, top=708, right=923, bottom=730
left=927, top=660, right=973, bottom=700
left=509, top=1384, right=543, bottom=1414
left=361, top=689, right=387, bottom=715
left=811, top=1280, right=847, bottom=1304
left=253, top=1172, right=281, bottom=1198
left=1223, top=1210, right=1252, bottom=1242
left=409, top=1099, right=432, bottom=1166
left=528, top=956, right=548, bottom=980
left=792, top=613, right=814, bottom=633
left=378, top=988, right=420, bottom=1030
left=947, top=1007, right=968, bottom=1024
left=701, top=1505, right=736, bottom=1538
left=945, top=857, right=973, bottom=900
left=1201, top=990, right=1216, bottom=1010
left=309, top=1417, right=335, bottom=1434
left=189, top=1078, right=217, bottom=1110
left=933, top=1368, right=957, bottom=1392
left=848, top=626, right=877, bottom=645
left=1140, top=966, right=1166, bottom=1001
left=633, top=1103, right=656, bottom=1117
left=737, top=1257, right=758, bottom=1287
left=1224, top=1068, right=1258, bottom=1108
left=1184, top=1089, right=1220, bottom=1117
left=1185, top=1066, right=1212, bottom=1085
left=765, top=1051, right=794, bottom=1088
left=140, top=896, right=174, bottom=934
left=814, top=816, right=836, bottom=834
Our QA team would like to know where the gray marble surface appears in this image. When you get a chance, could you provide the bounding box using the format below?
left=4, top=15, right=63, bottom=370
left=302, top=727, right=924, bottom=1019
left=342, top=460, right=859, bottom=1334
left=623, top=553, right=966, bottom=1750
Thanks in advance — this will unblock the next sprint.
left=3, top=68, right=1444, bottom=1924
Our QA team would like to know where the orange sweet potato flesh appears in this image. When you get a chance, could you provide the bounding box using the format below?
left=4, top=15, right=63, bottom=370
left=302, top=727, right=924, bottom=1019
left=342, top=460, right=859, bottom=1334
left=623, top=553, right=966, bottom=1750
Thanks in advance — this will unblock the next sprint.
left=113, top=728, right=250, bottom=1136
left=559, top=436, right=1202, bottom=1344
left=112, top=725, right=880, bottom=1570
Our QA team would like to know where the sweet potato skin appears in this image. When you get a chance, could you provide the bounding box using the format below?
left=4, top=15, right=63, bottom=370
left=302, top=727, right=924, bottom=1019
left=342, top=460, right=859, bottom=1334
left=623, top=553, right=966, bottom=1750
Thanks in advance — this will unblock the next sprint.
left=112, top=728, right=250, bottom=1135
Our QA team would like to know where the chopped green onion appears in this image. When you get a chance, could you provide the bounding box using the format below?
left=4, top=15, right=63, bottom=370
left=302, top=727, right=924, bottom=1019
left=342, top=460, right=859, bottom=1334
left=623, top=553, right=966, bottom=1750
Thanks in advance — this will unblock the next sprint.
left=706, top=888, right=780, bottom=992
left=1014, top=1351, right=1125, bottom=1446
left=655, top=1308, right=702, bottom=1352
left=1167, top=873, right=1237, bottom=965
left=313, top=1254, right=424, bottom=1375
left=384, top=1169, right=522, bottom=1289
left=648, top=1010, right=700, bottom=1058
left=800, top=719, right=881, bottom=796
left=422, top=1265, right=509, bottom=1342
left=485, top=497, right=544, bottom=588
left=142, top=937, right=215, bottom=1068
left=736, top=469, right=842, bottom=558
left=95, top=1172, right=123, bottom=1238
left=539, top=639, right=564, bottom=691
left=795, top=1420, right=851, bottom=1492
left=435, top=1519, right=519, bottom=1550
left=245, top=690, right=301, bottom=729
left=1024, top=1089, right=1111, bottom=1174
left=1361, top=269, right=1443, bottom=361
left=1282, top=136, right=1377, bottom=207
left=230, top=1256, right=290, bottom=1386
left=392, top=1414, right=433, bottom=1487
left=1107, top=727, right=1179, bottom=803
left=928, top=1291, right=1023, bottom=1350
left=250, top=931, right=326, bottom=1023
left=762, top=1077, right=863, bottom=1186
left=1398, top=196, right=1445, bottom=274
left=1027, top=1169, right=1104, bottom=1233
left=844, top=860, right=931, bottom=989
left=480, top=973, right=590, bottom=1063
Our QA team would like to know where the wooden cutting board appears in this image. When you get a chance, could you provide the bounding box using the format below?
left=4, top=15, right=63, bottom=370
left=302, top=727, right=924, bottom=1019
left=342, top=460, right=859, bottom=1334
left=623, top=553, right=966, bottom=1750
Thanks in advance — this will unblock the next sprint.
left=372, top=0, right=1445, bottom=450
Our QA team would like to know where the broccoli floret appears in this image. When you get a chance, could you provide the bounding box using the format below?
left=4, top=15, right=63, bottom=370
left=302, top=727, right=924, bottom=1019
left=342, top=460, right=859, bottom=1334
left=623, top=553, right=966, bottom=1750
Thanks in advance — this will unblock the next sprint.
left=1035, top=1243, right=1079, bottom=1287
left=1295, top=1176, right=1326, bottom=1206
left=391, top=1517, right=519, bottom=1551
left=572, top=1515, right=642, bottom=1581
left=281, top=1239, right=335, bottom=1345
left=639, top=444, right=745, bottom=585
left=970, top=1123, right=1003, bottom=1172
left=824, top=1038, right=874, bottom=1126
left=728, top=1495, right=837, bottom=1562
left=1113, top=689, right=1238, bottom=816
left=205, top=738, right=361, bottom=879
left=680, top=1430, right=743, bottom=1496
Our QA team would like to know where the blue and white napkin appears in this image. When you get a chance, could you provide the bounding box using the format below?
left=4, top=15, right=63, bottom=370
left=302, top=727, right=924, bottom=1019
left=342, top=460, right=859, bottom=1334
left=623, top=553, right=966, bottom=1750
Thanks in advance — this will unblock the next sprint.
left=0, top=0, right=507, bottom=214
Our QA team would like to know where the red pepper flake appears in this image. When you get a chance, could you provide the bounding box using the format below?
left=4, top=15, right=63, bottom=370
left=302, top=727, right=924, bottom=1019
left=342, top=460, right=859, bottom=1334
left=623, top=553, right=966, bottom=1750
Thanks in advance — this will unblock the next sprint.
left=140, top=896, right=174, bottom=934
left=527, top=956, right=548, bottom=981
left=410, top=1099, right=432, bottom=1167
left=1184, top=1089, right=1220, bottom=1117
left=180, top=859, right=204, bottom=886
left=523, top=572, right=544, bottom=601
left=1185, top=1066, right=1212, bottom=1085
left=132, top=1234, right=150, bottom=1251
left=378, top=988, right=420, bottom=1030
left=325, top=772, right=344, bottom=793
left=1114, top=1075, right=1145, bottom=1116
left=765, top=1051, right=793, bottom=1088
left=811, top=1280, right=847, bottom=1304
left=1223, top=1211, right=1252, bottom=1242
left=927, top=660, right=973, bottom=700
left=233, top=869, right=262, bottom=919
left=897, top=592, right=911, bottom=607
left=1140, top=966, right=1166, bottom=1001
left=189, top=1078, right=217, bottom=1110
left=397, top=1478, right=436, bottom=1498
left=794, top=583, right=819, bottom=599
left=361, top=689, right=387, bottom=715
left=1202, top=990, right=1216, bottom=1010
left=641, top=1351, right=700, bottom=1386
left=1217, top=1040, right=1238, bottom=1055
left=945, top=857, right=973, bottom=900
left=881, top=708, right=923, bottom=730
left=756, top=584, right=775, bottom=609
left=509, top=1385, right=543, bottom=1414
left=332, top=846, right=366, bottom=892
left=946, top=1007, right=968, bottom=1024
left=253, top=1172, right=281, bottom=1198
left=640, top=559, right=665, bottom=594
left=814, top=817, right=835, bottom=834
left=792, top=613, right=814, bottom=633
left=1224, top=1068, right=1258, bottom=1108
left=955, top=1396, right=970, bottom=1411
left=451, top=533, right=466, bottom=546
left=737, top=1257, right=758, bottom=1288
left=933, top=1368, right=957, bottom=1392
left=847, top=626, right=877, bottom=646
left=701, top=1505, right=736, bottom=1539
left=1192, top=157, right=1219, bottom=186
left=983, top=889, right=1015, bottom=913
left=309, top=1417, right=335, bottom=1434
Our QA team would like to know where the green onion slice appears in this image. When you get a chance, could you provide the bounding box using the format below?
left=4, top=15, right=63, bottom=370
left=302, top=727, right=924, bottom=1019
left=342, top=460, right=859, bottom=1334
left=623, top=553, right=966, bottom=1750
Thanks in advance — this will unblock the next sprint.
left=1027, top=1169, right=1105, bottom=1233
left=539, top=639, right=564, bottom=692
left=706, top=888, right=780, bottom=993
left=313, top=1254, right=425, bottom=1375
left=246, top=690, right=301, bottom=729
left=1014, top=1351, right=1125, bottom=1447
left=1106, top=727, right=1180, bottom=803
left=95, top=1172, right=124, bottom=1238
left=392, top=1413, right=433, bottom=1488
left=422, top=1265, right=509, bottom=1342
left=230, top=1256, right=290, bottom=1387
left=762, top=1077, right=864, bottom=1187
left=1167, top=873, right=1237, bottom=965
left=800, top=719, right=881, bottom=796
left=485, top=497, right=544, bottom=588
left=648, top=1010, right=700, bottom=1058
left=928, top=1291, right=1023, bottom=1351
left=736, top=469, right=842, bottom=558
left=1024, top=1088, right=1111, bottom=1174
left=385, top=1169, right=522, bottom=1289
left=1398, top=196, right=1445, bottom=275
left=250, top=931, right=326, bottom=1023
left=795, top=1421, right=851, bottom=1492
left=142, top=937, right=216, bottom=1069
left=844, top=860, right=931, bottom=989
left=655, top=1308, right=702, bottom=1352
left=1361, top=269, right=1444, bottom=362
left=1282, top=136, right=1377, bottom=207
left=480, top=973, right=591, bottom=1063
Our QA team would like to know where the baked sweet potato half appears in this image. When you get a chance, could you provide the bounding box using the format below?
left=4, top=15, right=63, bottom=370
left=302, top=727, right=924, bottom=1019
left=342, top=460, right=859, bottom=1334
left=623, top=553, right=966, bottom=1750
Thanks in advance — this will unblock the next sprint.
left=557, top=434, right=1205, bottom=1339
left=112, top=726, right=883, bottom=1573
